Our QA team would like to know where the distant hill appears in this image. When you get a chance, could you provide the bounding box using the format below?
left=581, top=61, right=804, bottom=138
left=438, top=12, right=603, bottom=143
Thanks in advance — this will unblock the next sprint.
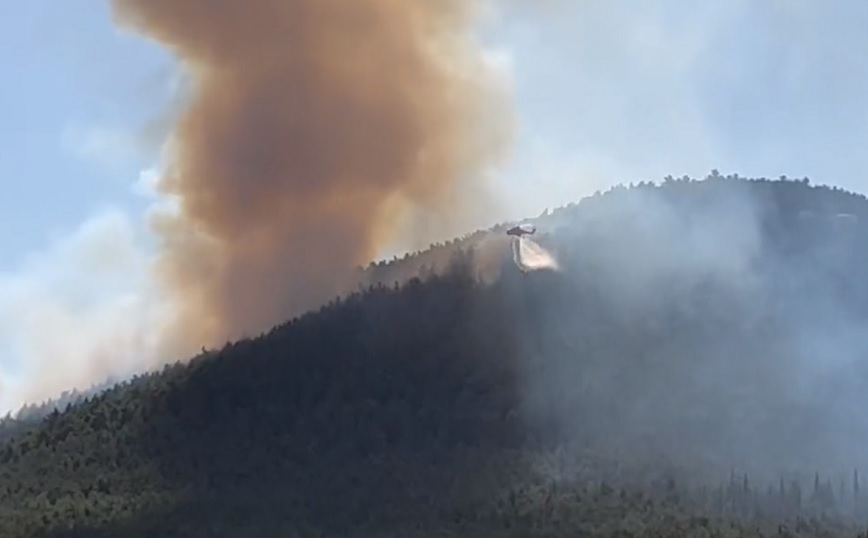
left=4, top=173, right=868, bottom=537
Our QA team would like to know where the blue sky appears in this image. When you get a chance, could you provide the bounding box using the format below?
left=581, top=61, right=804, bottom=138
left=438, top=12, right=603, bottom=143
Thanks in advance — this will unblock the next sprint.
left=3, top=0, right=868, bottom=411
left=0, top=1, right=173, bottom=264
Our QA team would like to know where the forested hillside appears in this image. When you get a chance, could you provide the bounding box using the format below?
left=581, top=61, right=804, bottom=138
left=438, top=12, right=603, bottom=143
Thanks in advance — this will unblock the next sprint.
left=5, top=173, right=868, bottom=537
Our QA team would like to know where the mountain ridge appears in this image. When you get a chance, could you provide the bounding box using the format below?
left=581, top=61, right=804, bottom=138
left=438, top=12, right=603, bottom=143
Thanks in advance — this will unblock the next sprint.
left=4, top=172, right=868, bottom=536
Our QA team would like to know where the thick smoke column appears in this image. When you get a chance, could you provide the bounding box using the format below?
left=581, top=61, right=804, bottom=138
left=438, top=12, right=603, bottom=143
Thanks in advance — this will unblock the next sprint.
left=108, top=0, right=513, bottom=354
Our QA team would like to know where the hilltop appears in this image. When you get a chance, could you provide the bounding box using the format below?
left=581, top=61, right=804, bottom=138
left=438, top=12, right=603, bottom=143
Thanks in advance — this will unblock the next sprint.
left=4, top=173, right=868, bottom=537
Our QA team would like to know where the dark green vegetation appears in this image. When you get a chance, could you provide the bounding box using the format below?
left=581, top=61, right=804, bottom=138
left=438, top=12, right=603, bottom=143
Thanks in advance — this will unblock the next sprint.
left=4, top=173, right=868, bottom=536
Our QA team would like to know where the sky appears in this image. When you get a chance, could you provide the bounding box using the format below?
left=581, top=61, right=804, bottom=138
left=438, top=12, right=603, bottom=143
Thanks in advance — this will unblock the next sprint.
left=3, top=0, right=868, bottom=412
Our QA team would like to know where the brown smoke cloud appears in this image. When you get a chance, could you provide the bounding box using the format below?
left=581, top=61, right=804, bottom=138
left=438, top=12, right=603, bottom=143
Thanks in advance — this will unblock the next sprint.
left=107, top=0, right=515, bottom=356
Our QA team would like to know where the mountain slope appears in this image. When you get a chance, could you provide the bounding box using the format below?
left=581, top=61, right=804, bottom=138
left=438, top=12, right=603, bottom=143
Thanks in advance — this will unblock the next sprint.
left=4, top=173, right=868, bottom=537
left=1, top=259, right=537, bottom=537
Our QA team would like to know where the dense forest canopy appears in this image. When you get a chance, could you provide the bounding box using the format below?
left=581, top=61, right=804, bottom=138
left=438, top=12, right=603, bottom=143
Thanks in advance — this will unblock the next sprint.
left=4, top=173, right=868, bottom=537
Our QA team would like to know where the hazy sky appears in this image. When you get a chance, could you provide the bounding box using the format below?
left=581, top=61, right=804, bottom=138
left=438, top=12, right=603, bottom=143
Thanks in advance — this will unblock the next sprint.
left=3, top=0, right=868, bottom=410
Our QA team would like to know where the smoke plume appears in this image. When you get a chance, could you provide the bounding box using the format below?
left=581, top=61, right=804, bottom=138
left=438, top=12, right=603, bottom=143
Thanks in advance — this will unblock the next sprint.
left=107, top=0, right=514, bottom=356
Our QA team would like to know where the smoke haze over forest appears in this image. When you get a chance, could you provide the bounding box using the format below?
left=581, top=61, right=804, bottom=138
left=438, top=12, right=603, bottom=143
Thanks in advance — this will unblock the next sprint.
left=505, top=176, right=868, bottom=483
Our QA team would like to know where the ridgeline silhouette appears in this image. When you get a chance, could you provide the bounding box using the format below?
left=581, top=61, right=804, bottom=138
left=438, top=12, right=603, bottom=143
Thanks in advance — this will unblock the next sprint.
left=4, top=173, right=868, bottom=537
